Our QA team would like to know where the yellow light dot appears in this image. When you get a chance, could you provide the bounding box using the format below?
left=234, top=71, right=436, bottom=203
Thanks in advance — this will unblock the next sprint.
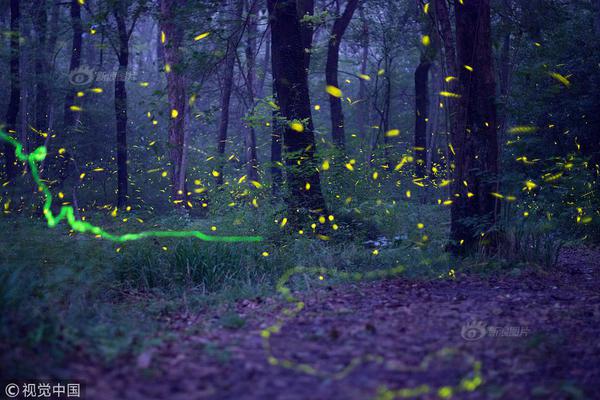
left=211, top=226, right=217, bottom=231
left=262, top=251, right=269, bottom=257
left=290, top=121, right=304, bottom=132
left=325, top=85, right=342, bottom=98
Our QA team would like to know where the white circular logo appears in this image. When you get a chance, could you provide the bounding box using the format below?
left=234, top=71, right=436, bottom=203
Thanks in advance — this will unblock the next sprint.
left=461, top=320, right=487, bottom=341
left=5, top=383, right=20, bottom=398
left=69, top=66, right=95, bottom=86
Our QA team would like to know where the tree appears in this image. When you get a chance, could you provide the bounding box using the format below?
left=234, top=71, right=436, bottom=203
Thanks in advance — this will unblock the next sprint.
left=414, top=56, right=431, bottom=180
left=216, top=0, right=245, bottom=185
left=63, top=0, right=83, bottom=129
left=268, top=0, right=327, bottom=216
left=449, top=0, right=499, bottom=254
left=326, top=0, right=359, bottom=148
left=243, top=0, right=259, bottom=182
left=3, top=0, right=20, bottom=182
left=109, top=1, right=144, bottom=208
left=160, top=0, right=189, bottom=205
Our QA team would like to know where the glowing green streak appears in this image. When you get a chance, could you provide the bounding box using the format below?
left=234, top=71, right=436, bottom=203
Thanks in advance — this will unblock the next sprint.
left=0, top=130, right=262, bottom=243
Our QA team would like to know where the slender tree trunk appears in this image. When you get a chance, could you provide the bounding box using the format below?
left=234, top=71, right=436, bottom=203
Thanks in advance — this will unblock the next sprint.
left=269, top=0, right=327, bottom=216
left=326, top=0, right=359, bottom=148
left=4, top=0, right=20, bottom=182
left=160, top=0, right=189, bottom=205
left=271, top=106, right=283, bottom=196
left=450, top=0, right=499, bottom=254
left=297, top=0, right=314, bottom=71
left=63, top=0, right=83, bottom=128
left=256, top=26, right=270, bottom=100
left=114, top=12, right=129, bottom=208
left=497, top=32, right=511, bottom=137
left=434, top=0, right=459, bottom=165
left=244, top=0, right=259, bottom=181
left=216, top=0, right=244, bottom=185
left=34, top=1, right=49, bottom=147
left=357, top=6, right=370, bottom=141
left=414, top=58, right=431, bottom=179
left=595, top=0, right=600, bottom=35
left=426, top=64, right=441, bottom=172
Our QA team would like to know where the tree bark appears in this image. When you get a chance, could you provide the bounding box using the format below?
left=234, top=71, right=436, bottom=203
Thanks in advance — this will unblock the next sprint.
left=63, top=0, right=83, bottom=128
left=114, top=9, right=130, bottom=208
left=357, top=5, right=370, bottom=144
left=160, top=0, right=189, bottom=205
left=33, top=1, right=49, bottom=148
left=244, top=0, right=259, bottom=181
left=216, top=0, right=244, bottom=185
left=450, top=0, right=499, bottom=254
left=297, top=0, right=314, bottom=70
left=414, top=58, right=431, bottom=179
left=269, top=0, right=327, bottom=216
left=326, top=0, right=359, bottom=148
left=433, top=0, right=459, bottom=160
left=595, top=0, right=600, bottom=35
left=271, top=106, right=283, bottom=196
left=3, top=0, right=20, bottom=182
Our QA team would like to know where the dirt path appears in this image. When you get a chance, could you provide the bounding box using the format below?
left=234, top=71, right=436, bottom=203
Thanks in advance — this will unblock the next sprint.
left=73, top=248, right=600, bottom=399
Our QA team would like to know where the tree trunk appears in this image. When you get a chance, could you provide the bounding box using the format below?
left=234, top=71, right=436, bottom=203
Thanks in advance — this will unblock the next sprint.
left=244, top=0, right=259, bottom=181
left=414, top=58, right=431, bottom=179
left=450, top=0, right=499, bottom=254
left=3, top=0, right=20, bottom=182
left=63, top=0, right=83, bottom=128
left=34, top=1, right=49, bottom=148
left=268, top=0, right=327, bottom=216
left=160, top=0, right=189, bottom=205
left=433, top=0, right=459, bottom=167
left=357, top=5, right=370, bottom=145
left=114, top=11, right=129, bottom=209
left=595, top=0, right=600, bottom=35
left=497, top=32, right=511, bottom=138
left=297, top=0, right=314, bottom=70
left=271, top=106, right=283, bottom=196
left=216, top=0, right=244, bottom=185
left=326, top=0, right=359, bottom=148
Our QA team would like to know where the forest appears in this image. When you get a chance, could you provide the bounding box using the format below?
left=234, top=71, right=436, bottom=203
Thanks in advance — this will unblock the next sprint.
left=1, top=0, right=599, bottom=398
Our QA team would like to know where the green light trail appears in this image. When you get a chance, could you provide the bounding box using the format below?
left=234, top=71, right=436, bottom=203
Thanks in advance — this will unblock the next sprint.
left=0, top=130, right=262, bottom=243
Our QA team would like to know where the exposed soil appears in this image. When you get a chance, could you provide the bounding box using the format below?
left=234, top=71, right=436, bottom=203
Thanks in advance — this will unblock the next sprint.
left=72, top=248, right=600, bottom=399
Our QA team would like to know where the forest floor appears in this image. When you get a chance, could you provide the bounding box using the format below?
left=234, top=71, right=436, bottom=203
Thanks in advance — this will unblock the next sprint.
left=71, top=247, right=600, bottom=400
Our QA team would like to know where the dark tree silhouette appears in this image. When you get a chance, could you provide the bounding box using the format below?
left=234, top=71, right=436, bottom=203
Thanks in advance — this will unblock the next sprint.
left=216, top=0, right=245, bottom=185
left=63, top=0, right=83, bottom=129
left=414, top=57, right=431, bottom=180
left=268, top=0, right=327, bottom=216
left=450, top=0, right=499, bottom=254
left=160, top=0, right=189, bottom=205
left=4, top=0, right=20, bottom=182
left=326, top=0, right=359, bottom=148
